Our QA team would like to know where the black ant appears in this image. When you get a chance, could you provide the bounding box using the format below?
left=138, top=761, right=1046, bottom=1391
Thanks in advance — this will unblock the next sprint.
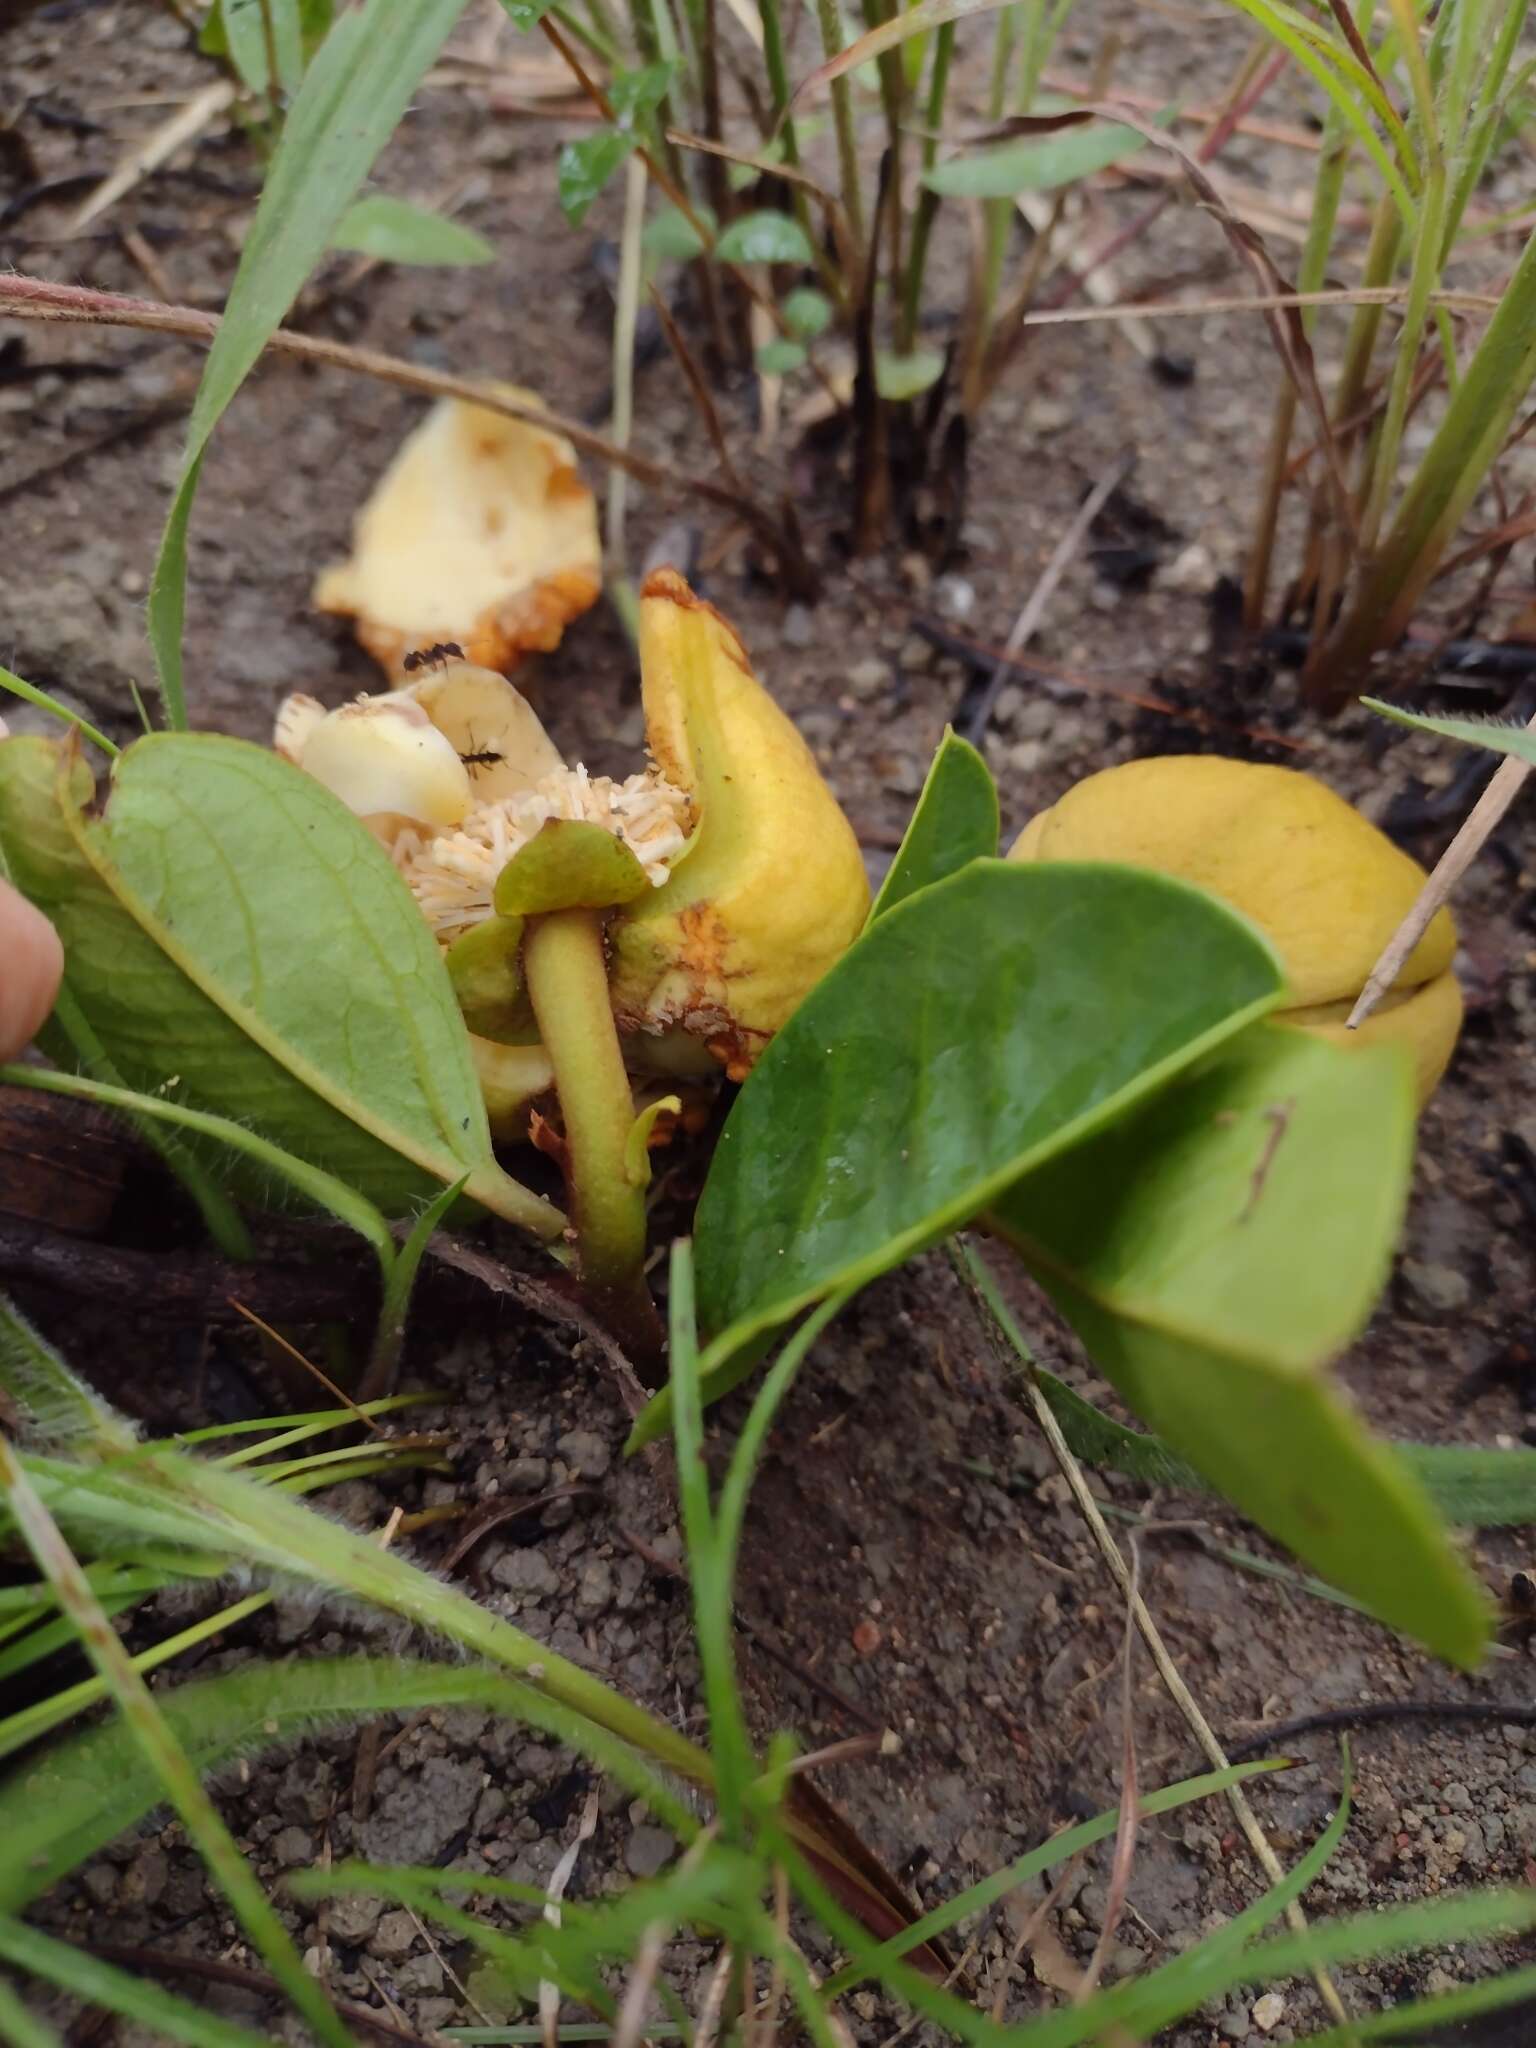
left=458, top=722, right=504, bottom=772
left=402, top=640, right=464, bottom=674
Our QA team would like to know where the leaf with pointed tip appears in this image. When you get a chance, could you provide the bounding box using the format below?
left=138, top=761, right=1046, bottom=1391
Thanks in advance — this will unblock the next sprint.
left=0, top=733, right=560, bottom=1237
left=869, top=729, right=997, bottom=921
left=331, top=195, right=495, bottom=265
left=989, top=1024, right=1489, bottom=1662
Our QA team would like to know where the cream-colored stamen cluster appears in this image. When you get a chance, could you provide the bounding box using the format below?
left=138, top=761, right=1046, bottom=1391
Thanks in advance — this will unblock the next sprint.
left=397, top=765, right=691, bottom=941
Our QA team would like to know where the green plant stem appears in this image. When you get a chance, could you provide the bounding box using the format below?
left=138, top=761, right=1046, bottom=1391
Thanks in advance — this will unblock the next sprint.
left=863, top=0, right=909, bottom=290
left=0, top=1440, right=353, bottom=2048
left=815, top=0, right=866, bottom=256
left=897, top=20, right=955, bottom=353
left=522, top=910, right=661, bottom=1367
left=974, top=4, right=1023, bottom=366
left=1316, top=211, right=1536, bottom=688
left=755, top=0, right=820, bottom=265
left=1243, top=102, right=1353, bottom=628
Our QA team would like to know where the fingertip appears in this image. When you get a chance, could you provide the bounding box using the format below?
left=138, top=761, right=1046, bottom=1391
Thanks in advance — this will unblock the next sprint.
left=0, top=881, right=64, bottom=1058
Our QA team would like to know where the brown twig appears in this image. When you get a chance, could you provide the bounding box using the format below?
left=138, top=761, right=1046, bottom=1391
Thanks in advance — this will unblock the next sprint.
left=439, top=1485, right=598, bottom=1574
left=1348, top=710, right=1536, bottom=1030
left=960, top=457, right=1131, bottom=742
left=0, top=273, right=819, bottom=599
left=82, top=1946, right=435, bottom=2047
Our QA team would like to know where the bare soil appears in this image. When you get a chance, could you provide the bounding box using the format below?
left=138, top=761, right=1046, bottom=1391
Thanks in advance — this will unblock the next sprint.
left=5, top=2, right=1536, bottom=2043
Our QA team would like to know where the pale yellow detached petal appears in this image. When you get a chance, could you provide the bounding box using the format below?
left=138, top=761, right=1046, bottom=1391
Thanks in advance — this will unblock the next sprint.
left=313, top=392, right=601, bottom=679
left=609, top=568, right=871, bottom=1078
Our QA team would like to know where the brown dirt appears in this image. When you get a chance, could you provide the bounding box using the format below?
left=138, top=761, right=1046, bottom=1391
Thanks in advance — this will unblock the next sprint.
left=5, top=2, right=1536, bottom=2043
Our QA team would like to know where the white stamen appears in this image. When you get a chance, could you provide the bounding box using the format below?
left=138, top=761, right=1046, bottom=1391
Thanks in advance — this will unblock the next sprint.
left=402, top=765, right=691, bottom=940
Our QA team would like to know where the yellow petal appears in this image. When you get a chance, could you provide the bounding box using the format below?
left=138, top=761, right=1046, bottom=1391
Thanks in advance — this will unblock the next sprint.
left=609, top=568, right=871, bottom=1078
left=313, top=391, right=601, bottom=679
left=296, top=696, right=471, bottom=828
left=404, top=662, right=565, bottom=802
left=1008, top=755, right=1455, bottom=1007
left=1285, top=970, right=1464, bottom=1109
left=469, top=1034, right=556, bottom=1139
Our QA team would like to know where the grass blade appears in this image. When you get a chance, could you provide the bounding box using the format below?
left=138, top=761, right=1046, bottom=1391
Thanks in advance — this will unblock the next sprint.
left=148, top=0, right=472, bottom=724
left=0, top=1442, right=353, bottom=2047
left=0, top=1915, right=273, bottom=2048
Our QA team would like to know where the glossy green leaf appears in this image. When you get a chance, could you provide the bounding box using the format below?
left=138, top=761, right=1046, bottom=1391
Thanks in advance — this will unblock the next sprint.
left=875, top=346, right=945, bottom=400
left=782, top=285, right=834, bottom=338
left=869, top=728, right=997, bottom=921
left=694, top=860, right=1284, bottom=1364
left=923, top=115, right=1154, bottom=199
left=755, top=338, right=808, bottom=375
left=331, top=194, right=494, bottom=265
left=494, top=817, right=650, bottom=913
left=558, top=129, right=637, bottom=226
left=643, top=201, right=716, bottom=261
left=989, top=1024, right=1488, bottom=1662
left=0, top=733, right=561, bottom=1236
left=148, top=0, right=472, bottom=727
left=1363, top=696, right=1536, bottom=765
left=714, top=209, right=815, bottom=265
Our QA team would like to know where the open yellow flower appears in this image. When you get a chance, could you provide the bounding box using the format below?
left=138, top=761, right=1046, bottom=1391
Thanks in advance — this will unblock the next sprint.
left=276, top=572, right=870, bottom=1360
left=313, top=393, right=602, bottom=679
left=1009, top=755, right=1461, bottom=1105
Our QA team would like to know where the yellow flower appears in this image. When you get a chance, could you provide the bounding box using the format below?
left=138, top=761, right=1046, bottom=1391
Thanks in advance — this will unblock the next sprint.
left=1009, top=755, right=1461, bottom=1105
left=276, top=570, right=869, bottom=1083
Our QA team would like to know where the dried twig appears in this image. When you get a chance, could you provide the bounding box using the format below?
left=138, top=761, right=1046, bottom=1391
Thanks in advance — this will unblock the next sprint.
left=960, top=457, right=1131, bottom=742
left=1078, top=1546, right=1140, bottom=2003
left=66, top=80, right=237, bottom=234
left=540, top=1785, right=601, bottom=2048
left=952, top=1239, right=1350, bottom=2027
left=1349, top=711, right=1536, bottom=1029
left=0, top=274, right=819, bottom=598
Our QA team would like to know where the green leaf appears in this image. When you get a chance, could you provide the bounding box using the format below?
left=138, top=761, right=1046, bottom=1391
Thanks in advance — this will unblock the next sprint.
left=643, top=201, right=716, bottom=262
left=923, top=114, right=1157, bottom=199
left=1363, top=696, right=1536, bottom=766
left=494, top=817, right=651, bottom=913
left=989, top=1024, right=1488, bottom=1662
left=875, top=346, right=945, bottom=400
left=497, top=0, right=557, bottom=28
left=782, top=286, right=833, bottom=338
left=331, top=193, right=494, bottom=265
left=694, top=860, right=1284, bottom=1363
left=0, top=733, right=560, bottom=1235
left=609, top=58, right=679, bottom=124
left=869, top=728, right=997, bottom=921
left=755, top=338, right=808, bottom=375
left=714, top=209, right=815, bottom=265
left=203, top=0, right=304, bottom=96
left=149, top=0, right=472, bottom=727
left=559, top=130, right=638, bottom=226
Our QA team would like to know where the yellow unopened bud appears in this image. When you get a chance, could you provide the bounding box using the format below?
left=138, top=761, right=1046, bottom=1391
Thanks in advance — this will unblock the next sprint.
left=610, top=569, right=871, bottom=1079
left=1009, top=755, right=1462, bottom=1105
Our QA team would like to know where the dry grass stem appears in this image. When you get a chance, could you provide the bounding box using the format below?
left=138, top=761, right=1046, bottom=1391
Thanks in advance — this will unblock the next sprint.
left=1349, top=711, right=1536, bottom=1029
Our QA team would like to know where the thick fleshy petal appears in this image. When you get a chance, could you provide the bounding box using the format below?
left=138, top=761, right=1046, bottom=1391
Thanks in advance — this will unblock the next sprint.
left=609, top=569, right=871, bottom=1078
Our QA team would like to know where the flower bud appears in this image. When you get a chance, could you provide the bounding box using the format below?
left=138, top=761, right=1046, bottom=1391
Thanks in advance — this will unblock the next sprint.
left=1009, top=755, right=1461, bottom=1105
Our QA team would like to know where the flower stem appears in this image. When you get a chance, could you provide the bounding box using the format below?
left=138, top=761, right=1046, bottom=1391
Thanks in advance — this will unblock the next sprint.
left=523, top=908, right=663, bottom=1370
